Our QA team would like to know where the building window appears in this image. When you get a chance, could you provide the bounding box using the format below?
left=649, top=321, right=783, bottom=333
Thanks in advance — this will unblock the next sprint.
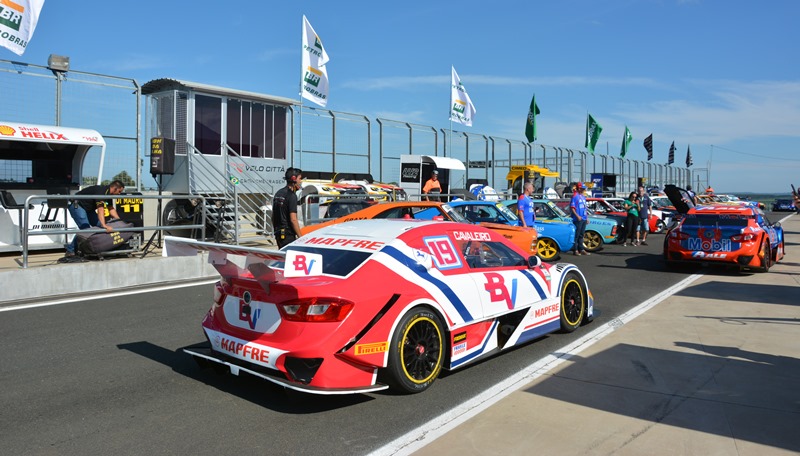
left=195, top=94, right=222, bottom=155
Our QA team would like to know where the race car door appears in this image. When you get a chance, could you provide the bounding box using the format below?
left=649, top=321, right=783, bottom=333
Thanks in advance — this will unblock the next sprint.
left=457, top=236, right=538, bottom=318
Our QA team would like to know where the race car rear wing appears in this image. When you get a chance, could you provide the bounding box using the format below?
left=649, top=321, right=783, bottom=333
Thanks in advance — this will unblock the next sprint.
left=163, top=236, right=324, bottom=286
left=164, top=236, right=287, bottom=285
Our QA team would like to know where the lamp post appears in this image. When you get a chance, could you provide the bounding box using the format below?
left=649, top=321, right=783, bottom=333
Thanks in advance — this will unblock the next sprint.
left=47, top=54, right=70, bottom=126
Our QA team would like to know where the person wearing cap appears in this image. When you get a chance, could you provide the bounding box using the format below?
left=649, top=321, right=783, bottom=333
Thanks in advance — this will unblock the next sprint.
left=705, top=186, right=715, bottom=195
left=272, top=167, right=303, bottom=248
left=569, top=182, right=590, bottom=255
left=422, top=170, right=442, bottom=201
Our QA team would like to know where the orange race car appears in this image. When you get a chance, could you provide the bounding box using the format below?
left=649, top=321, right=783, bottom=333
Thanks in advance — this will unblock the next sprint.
left=300, top=201, right=539, bottom=257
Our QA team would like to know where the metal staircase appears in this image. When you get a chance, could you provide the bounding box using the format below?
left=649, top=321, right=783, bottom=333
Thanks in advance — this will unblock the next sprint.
left=186, top=143, right=276, bottom=245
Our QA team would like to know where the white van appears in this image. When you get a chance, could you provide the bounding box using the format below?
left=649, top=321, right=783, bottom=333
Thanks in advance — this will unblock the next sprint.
left=0, top=121, right=107, bottom=252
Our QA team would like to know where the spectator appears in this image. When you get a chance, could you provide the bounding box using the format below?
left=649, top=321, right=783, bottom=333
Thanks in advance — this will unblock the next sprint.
left=63, top=180, right=125, bottom=260
left=638, top=186, right=651, bottom=246
left=569, top=182, right=589, bottom=255
left=517, top=182, right=535, bottom=228
left=793, top=187, right=800, bottom=214
left=272, top=168, right=304, bottom=248
left=623, top=191, right=640, bottom=246
left=422, top=170, right=442, bottom=201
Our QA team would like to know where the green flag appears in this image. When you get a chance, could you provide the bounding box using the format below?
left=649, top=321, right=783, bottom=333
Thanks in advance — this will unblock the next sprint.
left=585, top=113, right=603, bottom=154
left=525, top=94, right=541, bottom=143
left=620, top=126, right=633, bottom=158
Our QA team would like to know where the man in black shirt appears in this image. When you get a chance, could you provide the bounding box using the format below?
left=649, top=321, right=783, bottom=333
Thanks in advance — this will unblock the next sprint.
left=272, top=168, right=303, bottom=248
left=65, top=180, right=125, bottom=257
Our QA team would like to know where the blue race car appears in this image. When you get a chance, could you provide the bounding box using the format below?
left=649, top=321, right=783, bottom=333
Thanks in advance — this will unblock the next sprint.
left=772, top=199, right=796, bottom=212
left=503, top=198, right=620, bottom=253
left=444, top=200, right=575, bottom=260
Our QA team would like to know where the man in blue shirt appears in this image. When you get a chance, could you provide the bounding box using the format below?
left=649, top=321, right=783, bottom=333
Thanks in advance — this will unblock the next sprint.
left=570, top=182, right=589, bottom=255
left=517, top=182, right=535, bottom=228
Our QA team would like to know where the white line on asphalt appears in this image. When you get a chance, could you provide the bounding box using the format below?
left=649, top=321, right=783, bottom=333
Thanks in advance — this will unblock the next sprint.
left=371, top=273, right=704, bottom=456
left=0, top=279, right=218, bottom=313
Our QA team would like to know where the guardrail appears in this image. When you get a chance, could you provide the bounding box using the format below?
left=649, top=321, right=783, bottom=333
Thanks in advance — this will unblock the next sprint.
left=20, top=194, right=207, bottom=269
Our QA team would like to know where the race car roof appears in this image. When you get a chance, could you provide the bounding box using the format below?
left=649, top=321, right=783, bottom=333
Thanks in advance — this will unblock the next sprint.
left=297, top=219, right=443, bottom=246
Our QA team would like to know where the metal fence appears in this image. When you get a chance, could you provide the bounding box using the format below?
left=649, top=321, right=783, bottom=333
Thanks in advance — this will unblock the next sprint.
left=0, top=58, right=141, bottom=187
left=1, top=57, right=703, bottom=197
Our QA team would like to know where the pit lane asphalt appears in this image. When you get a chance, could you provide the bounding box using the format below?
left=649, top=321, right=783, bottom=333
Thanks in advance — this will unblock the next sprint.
left=0, top=221, right=780, bottom=456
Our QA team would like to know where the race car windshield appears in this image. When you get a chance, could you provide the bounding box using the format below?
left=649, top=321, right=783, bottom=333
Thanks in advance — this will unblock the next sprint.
left=546, top=202, right=569, bottom=218
left=441, top=204, right=469, bottom=223
left=283, top=246, right=372, bottom=277
left=681, top=214, right=749, bottom=227
left=495, top=204, right=519, bottom=221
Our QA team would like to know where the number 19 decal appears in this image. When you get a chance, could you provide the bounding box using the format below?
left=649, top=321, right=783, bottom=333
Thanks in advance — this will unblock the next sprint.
left=423, top=236, right=463, bottom=270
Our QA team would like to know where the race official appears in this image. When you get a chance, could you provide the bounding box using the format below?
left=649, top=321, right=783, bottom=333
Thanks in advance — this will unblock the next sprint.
left=517, top=182, right=535, bottom=228
left=272, top=168, right=303, bottom=248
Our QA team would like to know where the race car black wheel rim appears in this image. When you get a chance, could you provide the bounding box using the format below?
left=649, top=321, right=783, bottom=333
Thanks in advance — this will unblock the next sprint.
left=560, top=273, right=586, bottom=332
left=400, top=316, right=443, bottom=383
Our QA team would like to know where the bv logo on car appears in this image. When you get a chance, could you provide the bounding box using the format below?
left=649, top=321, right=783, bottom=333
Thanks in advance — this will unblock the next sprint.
left=239, top=291, right=261, bottom=330
left=483, top=272, right=518, bottom=309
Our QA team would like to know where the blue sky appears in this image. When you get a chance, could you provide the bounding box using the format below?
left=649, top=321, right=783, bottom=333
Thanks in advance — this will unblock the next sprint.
left=13, top=0, right=800, bottom=193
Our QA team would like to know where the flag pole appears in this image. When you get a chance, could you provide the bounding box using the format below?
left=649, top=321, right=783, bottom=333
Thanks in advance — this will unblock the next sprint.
left=298, top=98, right=303, bottom=170
left=298, top=16, right=303, bottom=170
left=448, top=65, right=452, bottom=158
left=530, top=93, right=534, bottom=166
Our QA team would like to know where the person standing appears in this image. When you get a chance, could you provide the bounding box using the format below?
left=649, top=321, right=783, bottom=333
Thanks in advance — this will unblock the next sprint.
left=63, top=180, right=125, bottom=259
left=638, top=186, right=651, bottom=246
left=272, top=168, right=303, bottom=248
left=623, top=191, right=640, bottom=246
left=569, top=182, right=589, bottom=255
left=422, top=170, right=442, bottom=201
left=517, top=182, right=535, bottom=228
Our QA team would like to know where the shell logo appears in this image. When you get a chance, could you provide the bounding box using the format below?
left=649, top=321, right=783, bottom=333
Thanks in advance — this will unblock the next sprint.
left=0, top=125, right=16, bottom=136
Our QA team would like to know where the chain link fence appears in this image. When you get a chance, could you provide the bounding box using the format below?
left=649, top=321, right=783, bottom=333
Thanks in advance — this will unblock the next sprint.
left=0, top=58, right=140, bottom=187
left=1, top=58, right=701, bottom=196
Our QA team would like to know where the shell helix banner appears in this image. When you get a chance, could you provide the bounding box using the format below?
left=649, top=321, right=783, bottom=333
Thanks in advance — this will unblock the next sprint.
left=0, top=0, right=44, bottom=56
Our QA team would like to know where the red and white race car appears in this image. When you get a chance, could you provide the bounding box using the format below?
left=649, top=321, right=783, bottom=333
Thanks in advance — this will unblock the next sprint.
left=165, top=219, right=594, bottom=395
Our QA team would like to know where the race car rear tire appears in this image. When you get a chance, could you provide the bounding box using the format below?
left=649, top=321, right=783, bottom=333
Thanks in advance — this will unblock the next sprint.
left=757, top=240, right=771, bottom=273
left=386, top=307, right=445, bottom=394
left=559, top=272, right=587, bottom=332
left=537, top=238, right=560, bottom=261
left=582, top=231, right=603, bottom=252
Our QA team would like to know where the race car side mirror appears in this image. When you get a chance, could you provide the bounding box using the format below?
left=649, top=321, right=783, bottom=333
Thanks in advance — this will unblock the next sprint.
left=528, top=255, right=541, bottom=269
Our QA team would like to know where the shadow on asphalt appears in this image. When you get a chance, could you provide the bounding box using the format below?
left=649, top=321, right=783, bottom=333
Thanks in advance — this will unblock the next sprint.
left=675, top=281, right=800, bottom=307
left=528, top=342, right=800, bottom=452
left=117, top=341, right=374, bottom=412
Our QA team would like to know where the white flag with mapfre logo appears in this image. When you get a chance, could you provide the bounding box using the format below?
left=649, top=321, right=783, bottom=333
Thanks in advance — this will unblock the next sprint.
left=450, top=66, right=476, bottom=126
left=0, top=0, right=44, bottom=56
left=301, top=15, right=329, bottom=107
